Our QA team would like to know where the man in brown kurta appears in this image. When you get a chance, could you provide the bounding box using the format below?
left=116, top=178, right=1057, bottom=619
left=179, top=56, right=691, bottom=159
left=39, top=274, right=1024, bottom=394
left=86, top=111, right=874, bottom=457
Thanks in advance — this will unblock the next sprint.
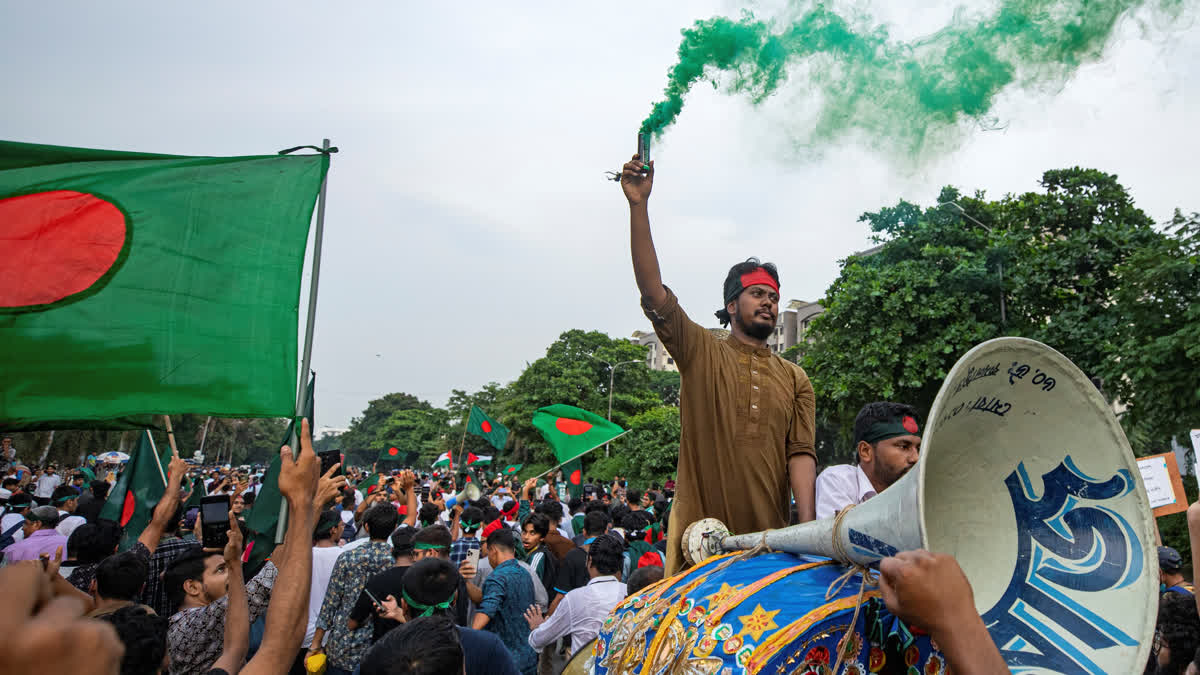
left=619, top=152, right=817, bottom=574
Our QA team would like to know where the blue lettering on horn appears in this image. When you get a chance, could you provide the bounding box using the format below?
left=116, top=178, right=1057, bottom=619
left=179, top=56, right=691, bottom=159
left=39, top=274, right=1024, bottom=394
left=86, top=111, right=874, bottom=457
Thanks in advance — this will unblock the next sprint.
left=983, top=457, right=1142, bottom=675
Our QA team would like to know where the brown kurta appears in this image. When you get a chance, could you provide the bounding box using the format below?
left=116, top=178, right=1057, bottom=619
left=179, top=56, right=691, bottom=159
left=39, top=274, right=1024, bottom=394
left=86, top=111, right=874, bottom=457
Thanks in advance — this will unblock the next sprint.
left=644, top=288, right=815, bottom=574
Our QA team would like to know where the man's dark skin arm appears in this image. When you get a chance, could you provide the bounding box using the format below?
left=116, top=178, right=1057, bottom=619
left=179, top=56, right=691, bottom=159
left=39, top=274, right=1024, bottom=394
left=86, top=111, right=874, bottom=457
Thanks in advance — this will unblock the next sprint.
left=621, top=155, right=667, bottom=309
left=878, top=551, right=1008, bottom=675
left=789, top=456, right=816, bottom=522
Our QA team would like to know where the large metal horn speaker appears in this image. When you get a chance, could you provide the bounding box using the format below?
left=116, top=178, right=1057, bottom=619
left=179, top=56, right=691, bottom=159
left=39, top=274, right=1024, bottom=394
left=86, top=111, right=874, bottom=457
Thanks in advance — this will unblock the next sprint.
left=682, top=337, right=1156, bottom=674
left=444, top=481, right=481, bottom=509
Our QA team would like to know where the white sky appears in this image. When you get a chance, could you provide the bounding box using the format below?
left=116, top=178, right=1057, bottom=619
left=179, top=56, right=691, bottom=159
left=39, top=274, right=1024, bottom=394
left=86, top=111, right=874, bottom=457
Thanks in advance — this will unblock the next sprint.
left=3, top=1, right=1197, bottom=429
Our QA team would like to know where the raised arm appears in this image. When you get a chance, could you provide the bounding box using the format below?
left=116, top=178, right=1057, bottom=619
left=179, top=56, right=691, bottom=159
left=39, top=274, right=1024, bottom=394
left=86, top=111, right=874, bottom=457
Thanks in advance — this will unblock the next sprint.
left=209, top=512, right=248, bottom=674
left=621, top=154, right=666, bottom=309
left=402, top=471, right=418, bottom=527
left=137, top=453, right=188, bottom=556
left=241, top=419, right=331, bottom=675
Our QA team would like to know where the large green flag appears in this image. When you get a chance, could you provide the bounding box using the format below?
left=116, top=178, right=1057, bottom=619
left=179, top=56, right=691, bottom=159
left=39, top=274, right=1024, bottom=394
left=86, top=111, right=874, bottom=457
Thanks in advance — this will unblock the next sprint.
left=467, top=406, right=509, bottom=451
left=531, top=404, right=627, bottom=464
left=99, top=431, right=167, bottom=549
left=0, top=140, right=329, bottom=429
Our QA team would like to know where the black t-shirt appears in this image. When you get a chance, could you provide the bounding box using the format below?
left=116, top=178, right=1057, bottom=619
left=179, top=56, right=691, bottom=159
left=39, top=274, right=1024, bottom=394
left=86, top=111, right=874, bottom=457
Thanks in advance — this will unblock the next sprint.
left=351, top=565, right=410, bottom=642
left=555, top=547, right=590, bottom=597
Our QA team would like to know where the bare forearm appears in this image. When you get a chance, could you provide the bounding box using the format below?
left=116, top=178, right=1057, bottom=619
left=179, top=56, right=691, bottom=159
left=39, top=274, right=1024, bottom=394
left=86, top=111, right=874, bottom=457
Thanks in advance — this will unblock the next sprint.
left=931, top=614, right=1009, bottom=675
left=242, top=497, right=315, bottom=674
left=405, top=488, right=418, bottom=527
left=211, top=566, right=249, bottom=673
left=466, top=582, right=483, bottom=605
left=630, top=202, right=666, bottom=307
left=789, top=455, right=816, bottom=522
left=472, top=613, right=490, bottom=630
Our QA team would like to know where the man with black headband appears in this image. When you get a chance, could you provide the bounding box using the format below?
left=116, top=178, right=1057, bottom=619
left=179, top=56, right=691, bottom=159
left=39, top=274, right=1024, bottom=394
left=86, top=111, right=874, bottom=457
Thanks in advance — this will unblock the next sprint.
left=815, top=402, right=922, bottom=518
left=620, top=155, right=817, bottom=573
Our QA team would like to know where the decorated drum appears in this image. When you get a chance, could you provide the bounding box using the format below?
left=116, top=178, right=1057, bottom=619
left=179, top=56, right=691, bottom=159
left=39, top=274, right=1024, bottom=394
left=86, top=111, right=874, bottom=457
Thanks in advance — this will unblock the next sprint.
left=583, top=551, right=945, bottom=675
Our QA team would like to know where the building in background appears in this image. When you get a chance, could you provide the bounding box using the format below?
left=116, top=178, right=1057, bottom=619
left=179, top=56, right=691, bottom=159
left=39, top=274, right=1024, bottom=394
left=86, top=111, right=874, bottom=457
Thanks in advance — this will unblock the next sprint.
left=633, top=300, right=824, bottom=371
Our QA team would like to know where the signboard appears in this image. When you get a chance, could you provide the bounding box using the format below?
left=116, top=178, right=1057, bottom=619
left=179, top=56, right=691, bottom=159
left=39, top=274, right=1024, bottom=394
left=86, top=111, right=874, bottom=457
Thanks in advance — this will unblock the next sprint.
left=1191, top=429, right=1200, bottom=482
left=1137, top=452, right=1188, bottom=517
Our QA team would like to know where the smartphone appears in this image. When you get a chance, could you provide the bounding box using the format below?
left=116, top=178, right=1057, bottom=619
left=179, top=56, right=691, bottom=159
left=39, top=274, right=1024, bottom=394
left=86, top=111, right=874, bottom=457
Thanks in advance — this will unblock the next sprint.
left=318, top=450, right=342, bottom=477
left=200, top=495, right=231, bottom=549
left=364, top=586, right=385, bottom=610
left=420, top=484, right=430, bottom=501
left=465, top=547, right=480, bottom=569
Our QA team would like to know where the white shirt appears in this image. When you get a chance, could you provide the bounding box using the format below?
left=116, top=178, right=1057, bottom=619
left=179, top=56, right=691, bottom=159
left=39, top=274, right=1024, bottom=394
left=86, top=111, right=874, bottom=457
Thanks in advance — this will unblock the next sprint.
left=34, top=474, right=61, bottom=498
left=304, top=545, right=348, bottom=647
left=528, top=575, right=626, bottom=655
left=814, top=464, right=877, bottom=520
left=1, top=512, right=25, bottom=544
left=56, top=512, right=86, bottom=538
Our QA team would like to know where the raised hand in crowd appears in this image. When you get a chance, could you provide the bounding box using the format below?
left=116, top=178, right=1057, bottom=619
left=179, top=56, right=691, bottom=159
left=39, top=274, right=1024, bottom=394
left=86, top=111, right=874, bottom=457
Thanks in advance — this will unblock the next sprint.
left=878, top=550, right=1007, bottom=675
left=0, top=559, right=124, bottom=673
left=209, top=511, right=249, bottom=675
left=241, top=418, right=321, bottom=675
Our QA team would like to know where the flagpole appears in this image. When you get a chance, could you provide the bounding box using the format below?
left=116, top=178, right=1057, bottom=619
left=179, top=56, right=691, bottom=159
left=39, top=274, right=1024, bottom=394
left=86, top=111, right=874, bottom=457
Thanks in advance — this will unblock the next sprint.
left=146, top=429, right=168, bottom=487
left=197, top=416, right=212, bottom=461
left=530, top=431, right=630, bottom=481
left=278, top=138, right=332, bottom=543
left=453, top=411, right=469, bottom=473
left=162, top=414, right=180, bottom=457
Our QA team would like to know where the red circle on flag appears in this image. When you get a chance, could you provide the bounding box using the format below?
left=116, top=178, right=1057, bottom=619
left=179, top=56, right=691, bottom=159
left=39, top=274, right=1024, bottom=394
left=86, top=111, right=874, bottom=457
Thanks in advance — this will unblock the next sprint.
left=0, top=190, right=128, bottom=309
left=480, top=421, right=492, bottom=433
left=555, top=418, right=593, bottom=435
left=569, top=469, right=581, bottom=485
left=388, top=447, right=399, bottom=456
left=902, top=416, right=918, bottom=434
left=120, top=490, right=136, bottom=526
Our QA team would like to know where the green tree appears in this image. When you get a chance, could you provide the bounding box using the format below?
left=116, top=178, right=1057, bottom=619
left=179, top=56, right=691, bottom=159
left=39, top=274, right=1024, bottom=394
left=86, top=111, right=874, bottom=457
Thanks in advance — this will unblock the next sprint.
left=374, top=407, right=451, bottom=467
left=1103, top=211, right=1200, bottom=450
left=615, top=406, right=680, bottom=485
left=800, top=168, right=1176, bottom=459
left=506, top=330, right=656, bottom=465
left=340, top=392, right=434, bottom=465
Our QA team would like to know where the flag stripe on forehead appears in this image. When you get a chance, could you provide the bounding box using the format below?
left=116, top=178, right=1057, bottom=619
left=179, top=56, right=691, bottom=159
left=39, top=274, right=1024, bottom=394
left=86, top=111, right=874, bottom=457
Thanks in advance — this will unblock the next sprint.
left=739, top=268, right=779, bottom=294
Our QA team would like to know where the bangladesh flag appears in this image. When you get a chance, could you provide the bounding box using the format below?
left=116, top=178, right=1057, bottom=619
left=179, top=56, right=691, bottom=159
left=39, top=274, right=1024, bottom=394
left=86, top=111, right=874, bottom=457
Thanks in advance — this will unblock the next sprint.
left=379, top=447, right=402, bottom=462
left=184, top=474, right=206, bottom=510
left=0, top=140, right=328, bottom=429
left=98, top=430, right=167, bottom=550
left=531, top=404, right=627, bottom=464
left=502, top=464, right=523, bottom=476
left=245, top=372, right=314, bottom=548
left=467, top=406, right=508, bottom=451
left=563, top=457, right=584, bottom=500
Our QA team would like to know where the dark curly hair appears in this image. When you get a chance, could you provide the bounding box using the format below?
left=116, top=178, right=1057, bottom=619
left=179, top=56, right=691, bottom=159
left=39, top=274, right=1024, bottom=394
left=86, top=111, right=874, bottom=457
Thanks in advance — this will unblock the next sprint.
left=100, top=605, right=168, bottom=675
left=715, top=258, right=780, bottom=326
left=1157, top=591, right=1200, bottom=675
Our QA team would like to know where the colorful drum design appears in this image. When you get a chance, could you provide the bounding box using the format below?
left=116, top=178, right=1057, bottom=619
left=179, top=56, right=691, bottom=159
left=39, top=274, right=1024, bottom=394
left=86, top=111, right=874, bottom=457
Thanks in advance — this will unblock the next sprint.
left=585, top=551, right=945, bottom=675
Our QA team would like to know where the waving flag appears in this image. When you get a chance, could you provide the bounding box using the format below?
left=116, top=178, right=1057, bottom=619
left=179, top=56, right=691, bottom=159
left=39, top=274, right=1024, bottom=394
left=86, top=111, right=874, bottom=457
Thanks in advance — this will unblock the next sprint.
left=467, top=406, right=509, bottom=450
left=98, top=431, right=167, bottom=550
left=531, top=404, right=627, bottom=464
left=0, top=140, right=328, bottom=429
left=432, top=452, right=451, bottom=469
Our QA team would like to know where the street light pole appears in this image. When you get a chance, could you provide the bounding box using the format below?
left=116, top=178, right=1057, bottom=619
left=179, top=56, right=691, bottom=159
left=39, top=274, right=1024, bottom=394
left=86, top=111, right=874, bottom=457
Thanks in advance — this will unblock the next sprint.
left=589, top=355, right=640, bottom=457
left=937, top=201, right=1006, bottom=326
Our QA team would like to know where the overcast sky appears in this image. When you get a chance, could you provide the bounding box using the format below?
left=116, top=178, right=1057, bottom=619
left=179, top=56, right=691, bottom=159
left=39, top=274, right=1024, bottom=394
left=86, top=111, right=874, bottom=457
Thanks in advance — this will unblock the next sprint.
left=3, top=1, right=1197, bottom=431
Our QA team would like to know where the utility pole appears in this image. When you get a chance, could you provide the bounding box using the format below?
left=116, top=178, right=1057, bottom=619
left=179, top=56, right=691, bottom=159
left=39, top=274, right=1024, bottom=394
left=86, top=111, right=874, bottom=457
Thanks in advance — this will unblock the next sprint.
left=588, top=355, right=641, bottom=456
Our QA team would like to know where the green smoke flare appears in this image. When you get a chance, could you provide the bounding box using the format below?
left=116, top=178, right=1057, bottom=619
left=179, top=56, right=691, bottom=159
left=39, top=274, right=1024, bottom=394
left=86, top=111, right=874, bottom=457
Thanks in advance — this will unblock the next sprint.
left=641, top=0, right=1183, bottom=156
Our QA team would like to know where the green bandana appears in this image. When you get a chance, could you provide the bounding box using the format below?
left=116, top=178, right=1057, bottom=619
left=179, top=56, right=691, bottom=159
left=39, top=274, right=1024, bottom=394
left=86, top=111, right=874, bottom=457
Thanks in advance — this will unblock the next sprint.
left=862, top=415, right=920, bottom=444
left=461, top=520, right=479, bottom=530
left=402, top=588, right=457, bottom=617
left=55, top=494, right=77, bottom=504
left=414, top=542, right=447, bottom=551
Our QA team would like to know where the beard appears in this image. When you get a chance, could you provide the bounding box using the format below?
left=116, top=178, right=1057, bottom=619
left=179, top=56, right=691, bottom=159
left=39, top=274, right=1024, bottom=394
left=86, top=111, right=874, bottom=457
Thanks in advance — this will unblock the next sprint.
left=735, top=310, right=775, bottom=340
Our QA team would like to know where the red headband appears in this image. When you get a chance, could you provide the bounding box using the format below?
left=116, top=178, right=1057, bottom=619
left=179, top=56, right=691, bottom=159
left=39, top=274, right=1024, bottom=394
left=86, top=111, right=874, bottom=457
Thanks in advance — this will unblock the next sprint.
left=740, top=268, right=779, bottom=294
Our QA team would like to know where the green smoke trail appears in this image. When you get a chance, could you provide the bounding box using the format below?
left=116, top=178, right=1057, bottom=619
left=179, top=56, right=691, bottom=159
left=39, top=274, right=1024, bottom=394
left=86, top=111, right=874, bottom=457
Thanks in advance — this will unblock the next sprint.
left=641, top=0, right=1184, bottom=156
